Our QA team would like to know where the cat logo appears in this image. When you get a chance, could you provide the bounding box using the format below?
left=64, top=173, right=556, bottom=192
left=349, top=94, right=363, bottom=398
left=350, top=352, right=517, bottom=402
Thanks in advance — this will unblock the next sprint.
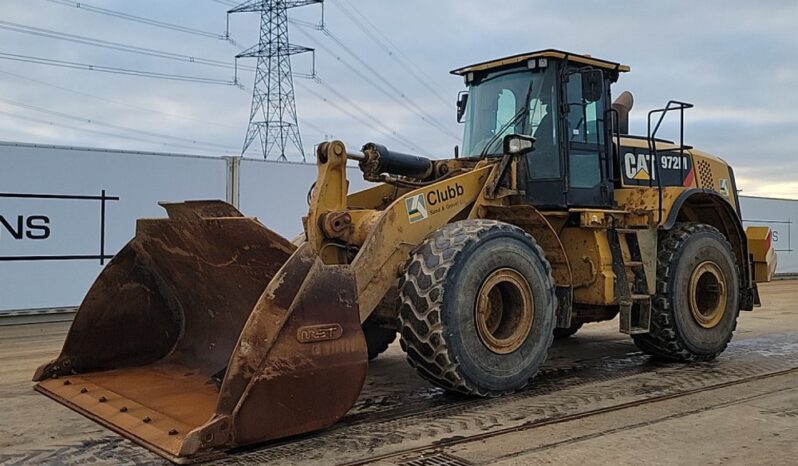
left=405, top=193, right=429, bottom=223
left=624, top=152, right=655, bottom=181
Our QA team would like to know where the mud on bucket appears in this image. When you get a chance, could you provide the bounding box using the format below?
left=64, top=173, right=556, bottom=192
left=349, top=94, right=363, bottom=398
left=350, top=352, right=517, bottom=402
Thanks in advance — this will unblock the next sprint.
left=33, top=201, right=368, bottom=463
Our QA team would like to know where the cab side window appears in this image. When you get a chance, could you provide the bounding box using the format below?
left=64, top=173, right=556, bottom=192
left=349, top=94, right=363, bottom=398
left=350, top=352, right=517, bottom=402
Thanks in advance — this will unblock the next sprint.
left=565, top=72, right=605, bottom=189
left=527, top=71, right=560, bottom=179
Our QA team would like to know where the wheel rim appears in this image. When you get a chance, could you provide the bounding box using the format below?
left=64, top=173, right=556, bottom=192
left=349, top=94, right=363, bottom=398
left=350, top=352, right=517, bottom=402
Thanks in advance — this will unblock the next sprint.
left=688, top=261, right=727, bottom=329
left=475, top=268, right=534, bottom=354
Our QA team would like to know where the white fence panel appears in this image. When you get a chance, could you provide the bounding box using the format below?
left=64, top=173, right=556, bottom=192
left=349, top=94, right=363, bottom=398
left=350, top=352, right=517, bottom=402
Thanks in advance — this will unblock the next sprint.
left=2, top=141, right=796, bottom=313
left=740, top=195, right=797, bottom=274
left=237, top=158, right=370, bottom=238
left=0, top=143, right=227, bottom=312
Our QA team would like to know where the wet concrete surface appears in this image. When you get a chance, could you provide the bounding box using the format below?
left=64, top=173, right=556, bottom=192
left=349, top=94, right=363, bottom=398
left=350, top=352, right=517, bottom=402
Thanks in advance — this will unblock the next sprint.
left=1, top=280, right=796, bottom=465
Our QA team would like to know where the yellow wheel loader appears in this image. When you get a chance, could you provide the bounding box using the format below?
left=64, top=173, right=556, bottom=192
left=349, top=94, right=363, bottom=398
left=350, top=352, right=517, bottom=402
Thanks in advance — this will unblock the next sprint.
left=33, top=49, right=777, bottom=463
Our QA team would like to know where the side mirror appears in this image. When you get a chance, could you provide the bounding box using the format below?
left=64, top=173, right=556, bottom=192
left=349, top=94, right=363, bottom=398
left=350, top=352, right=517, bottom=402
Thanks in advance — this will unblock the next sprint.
left=503, top=134, right=536, bottom=155
left=456, top=91, right=469, bottom=123
left=581, top=69, right=604, bottom=103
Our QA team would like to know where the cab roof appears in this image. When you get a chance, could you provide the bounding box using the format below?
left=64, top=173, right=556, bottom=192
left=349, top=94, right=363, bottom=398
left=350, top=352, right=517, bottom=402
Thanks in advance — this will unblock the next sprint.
left=450, top=49, right=631, bottom=76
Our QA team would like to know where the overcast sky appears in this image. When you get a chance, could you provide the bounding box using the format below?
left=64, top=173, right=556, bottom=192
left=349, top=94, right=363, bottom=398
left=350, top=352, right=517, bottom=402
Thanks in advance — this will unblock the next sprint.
left=1, top=0, right=796, bottom=197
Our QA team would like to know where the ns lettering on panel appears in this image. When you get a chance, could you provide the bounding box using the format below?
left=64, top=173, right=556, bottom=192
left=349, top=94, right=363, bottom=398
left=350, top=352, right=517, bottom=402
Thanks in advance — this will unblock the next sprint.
left=0, top=191, right=119, bottom=264
left=0, top=214, right=50, bottom=240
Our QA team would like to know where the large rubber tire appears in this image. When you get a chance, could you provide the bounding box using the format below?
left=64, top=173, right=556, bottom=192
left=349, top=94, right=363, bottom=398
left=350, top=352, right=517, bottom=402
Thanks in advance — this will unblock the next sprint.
left=398, top=219, right=557, bottom=396
left=363, top=318, right=397, bottom=361
left=633, top=223, right=740, bottom=362
left=553, top=321, right=583, bottom=339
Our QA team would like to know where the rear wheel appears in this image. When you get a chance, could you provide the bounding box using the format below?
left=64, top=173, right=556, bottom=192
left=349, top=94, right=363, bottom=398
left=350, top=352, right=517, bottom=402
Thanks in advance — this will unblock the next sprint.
left=363, top=287, right=400, bottom=361
left=398, top=220, right=556, bottom=396
left=363, top=319, right=397, bottom=360
left=633, top=223, right=740, bottom=361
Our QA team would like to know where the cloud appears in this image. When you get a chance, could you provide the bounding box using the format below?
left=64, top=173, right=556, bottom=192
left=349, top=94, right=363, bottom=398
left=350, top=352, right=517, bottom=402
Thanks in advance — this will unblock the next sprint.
left=0, top=0, right=796, bottom=196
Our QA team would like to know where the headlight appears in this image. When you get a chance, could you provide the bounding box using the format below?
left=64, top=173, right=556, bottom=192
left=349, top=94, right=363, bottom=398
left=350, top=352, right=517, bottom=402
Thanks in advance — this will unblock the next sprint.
left=503, top=134, right=536, bottom=155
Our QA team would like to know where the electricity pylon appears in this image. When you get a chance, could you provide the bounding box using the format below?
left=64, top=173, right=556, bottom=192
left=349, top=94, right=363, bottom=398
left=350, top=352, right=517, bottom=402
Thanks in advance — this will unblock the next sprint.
left=229, top=0, right=321, bottom=161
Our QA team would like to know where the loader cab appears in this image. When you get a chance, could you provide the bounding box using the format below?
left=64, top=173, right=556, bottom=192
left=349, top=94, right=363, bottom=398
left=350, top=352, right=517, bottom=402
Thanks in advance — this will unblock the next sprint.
left=453, top=50, right=629, bottom=210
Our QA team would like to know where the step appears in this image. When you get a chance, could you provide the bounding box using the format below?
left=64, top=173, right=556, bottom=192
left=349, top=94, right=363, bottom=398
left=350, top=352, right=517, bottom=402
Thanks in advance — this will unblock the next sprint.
left=615, top=228, right=646, bottom=234
left=624, top=261, right=645, bottom=267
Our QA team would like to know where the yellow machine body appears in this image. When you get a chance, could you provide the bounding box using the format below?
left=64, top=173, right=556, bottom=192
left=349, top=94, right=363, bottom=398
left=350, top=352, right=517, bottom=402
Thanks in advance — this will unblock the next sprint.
left=33, top=49, right=771, bottom=463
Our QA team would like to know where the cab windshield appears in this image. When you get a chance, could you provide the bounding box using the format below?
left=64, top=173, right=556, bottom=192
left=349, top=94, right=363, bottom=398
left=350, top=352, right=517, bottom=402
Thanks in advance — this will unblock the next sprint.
left=461, top=67, right=557, bottom=158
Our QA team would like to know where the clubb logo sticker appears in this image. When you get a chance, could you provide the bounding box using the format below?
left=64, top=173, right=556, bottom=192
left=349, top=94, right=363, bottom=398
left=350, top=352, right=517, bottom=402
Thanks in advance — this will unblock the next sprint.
left=405, top=183, right=465, bottom=223
left=405, top=194, right=428, bottom=223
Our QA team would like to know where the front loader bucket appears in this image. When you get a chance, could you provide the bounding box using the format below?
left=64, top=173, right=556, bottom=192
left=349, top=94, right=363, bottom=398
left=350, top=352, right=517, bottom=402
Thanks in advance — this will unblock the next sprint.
left=33, top=201, right=368, bottom=463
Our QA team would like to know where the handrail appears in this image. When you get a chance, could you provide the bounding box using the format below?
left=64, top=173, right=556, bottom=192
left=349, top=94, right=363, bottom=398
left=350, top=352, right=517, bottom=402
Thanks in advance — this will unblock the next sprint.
left=605, top=107, right=621, bottom=184
left=646, top=100, right=694, bottom=224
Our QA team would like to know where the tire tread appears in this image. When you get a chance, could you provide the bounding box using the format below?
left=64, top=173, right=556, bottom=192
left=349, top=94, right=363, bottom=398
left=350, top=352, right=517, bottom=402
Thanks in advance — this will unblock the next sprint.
left=398, top=219, right=555, bottom=396
left=633, top=222, right=739, bottom=362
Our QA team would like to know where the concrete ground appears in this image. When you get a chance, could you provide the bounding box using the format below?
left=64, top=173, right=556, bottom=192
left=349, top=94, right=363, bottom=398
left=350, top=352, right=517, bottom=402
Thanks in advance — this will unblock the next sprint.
left=1, top=280, right=797, bottom=465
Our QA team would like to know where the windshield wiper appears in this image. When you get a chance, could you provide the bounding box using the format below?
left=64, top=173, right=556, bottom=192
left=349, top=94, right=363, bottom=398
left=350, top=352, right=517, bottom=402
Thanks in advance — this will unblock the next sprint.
left=480, top=80, right=536, bottom=158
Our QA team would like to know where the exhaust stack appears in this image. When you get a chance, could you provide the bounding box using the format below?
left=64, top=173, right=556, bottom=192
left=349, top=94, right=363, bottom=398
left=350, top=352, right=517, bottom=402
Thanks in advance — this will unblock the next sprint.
left=612, top=90, right=634, bottom=135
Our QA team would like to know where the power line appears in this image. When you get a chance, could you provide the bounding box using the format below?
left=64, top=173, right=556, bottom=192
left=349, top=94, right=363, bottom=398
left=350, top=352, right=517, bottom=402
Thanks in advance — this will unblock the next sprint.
left=237, top=74, right=427, bottom=154
left=334, top=0, right=452, bottom=107
left=291, top=25, right=453, bottom=140
left=296, top=116, right=330, bottom=137
left=34, top=0, right=440, bottom=153
left=231, top=83, right=333, bottom=140
left=0, top=109, right=231, bottom=155
left=2, top=67, right=337, bottom=151
left=313, top=78, right=429, bottom=152
left=39, top=0, right=453, bottom=151
left=287, top=17, right=322, bottom=29
left=0, top=97, right=237, bottom=150
left=297, top=77, right=429, bottom=155
left=0, top=69, right=240, bottom=129
left=217, top=0, right=333, bottom=140
left=0, top=52, right=237, bottom=85
left=0, top=20, right=253, bottom=73
left=0, top=3, right=337, bottom=153
left=2, top=18, right=311, bottom=80
left=45, top=0, right=226, bottom=39
left=298, top=22, right=458, bottom=141
left=296, top=79, right=413, bottom=153
left=228, top=0, right=321, bottom=161
left=223, top=0, right=449, bottom=151
left=318, top=23, right=455, bottom=138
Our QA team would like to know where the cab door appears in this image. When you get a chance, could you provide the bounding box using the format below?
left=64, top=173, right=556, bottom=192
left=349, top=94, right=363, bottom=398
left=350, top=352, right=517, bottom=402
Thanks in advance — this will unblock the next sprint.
left=524, top=66, right=567, bottom=208
left=563, top=70, right=613, bottom=208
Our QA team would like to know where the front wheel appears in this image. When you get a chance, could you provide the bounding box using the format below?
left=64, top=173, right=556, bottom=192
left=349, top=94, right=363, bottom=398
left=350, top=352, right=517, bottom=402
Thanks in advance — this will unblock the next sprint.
left=633, top=223, right=740, bottom=361
left=553, top=321, right=583, bottom=339
left=398, top=220, right=557, bottom=396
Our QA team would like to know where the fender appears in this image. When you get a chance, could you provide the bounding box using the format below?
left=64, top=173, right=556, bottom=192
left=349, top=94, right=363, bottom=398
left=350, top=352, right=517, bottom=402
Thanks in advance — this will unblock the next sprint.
left=351, top=166, right=493, bottom=322
left=663, top=188, right=754, bottom=310
left=477, top=204, right=574, bottom=328
left=307, top=141, right=495, bottom=323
